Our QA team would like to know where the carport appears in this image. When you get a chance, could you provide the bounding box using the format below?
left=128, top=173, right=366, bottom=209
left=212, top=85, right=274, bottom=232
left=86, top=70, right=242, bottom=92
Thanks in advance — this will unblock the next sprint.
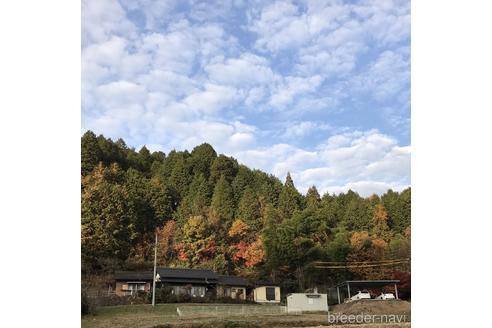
left=335, top=280, right=400, bottom=304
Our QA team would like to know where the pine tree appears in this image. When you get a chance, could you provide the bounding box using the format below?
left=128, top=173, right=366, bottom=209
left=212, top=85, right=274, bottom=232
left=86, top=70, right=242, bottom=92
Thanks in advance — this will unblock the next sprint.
left=305, top=185, right=321, bottom=209
left=232, top=165, right=254, bottom=205
left=236, top=187, right=261, bottom=231
left=190, top=143, right=217, bottom=178
left=81, top=131, right=102, bottom=175
left=278, top=172, right=302, bottom=219
left=178, top=173, right=212, bottom=220
left=210, top=175, right=235, bottom=223
left=209, top=155, right=238, bottom=184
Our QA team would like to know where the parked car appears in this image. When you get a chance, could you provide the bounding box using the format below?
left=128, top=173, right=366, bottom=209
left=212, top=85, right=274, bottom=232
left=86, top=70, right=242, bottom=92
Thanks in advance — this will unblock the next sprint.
left=375, top=293, right=395, bottom=300
left=349, top=290, right=371, bottom=301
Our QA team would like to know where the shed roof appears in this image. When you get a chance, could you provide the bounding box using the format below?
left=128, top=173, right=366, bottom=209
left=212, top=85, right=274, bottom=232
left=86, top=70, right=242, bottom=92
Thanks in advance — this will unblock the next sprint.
left=335, top=280, right=400, bottom=288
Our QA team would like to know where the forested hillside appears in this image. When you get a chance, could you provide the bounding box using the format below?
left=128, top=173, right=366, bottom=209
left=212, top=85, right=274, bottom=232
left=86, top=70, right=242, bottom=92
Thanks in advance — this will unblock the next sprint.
left=81, top=131, right=410, bottom=291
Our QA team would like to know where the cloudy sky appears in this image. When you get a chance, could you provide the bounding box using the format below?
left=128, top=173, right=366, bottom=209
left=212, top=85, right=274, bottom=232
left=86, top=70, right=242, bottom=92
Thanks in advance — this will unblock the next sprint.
left=82, top=0, right=410, bottom=196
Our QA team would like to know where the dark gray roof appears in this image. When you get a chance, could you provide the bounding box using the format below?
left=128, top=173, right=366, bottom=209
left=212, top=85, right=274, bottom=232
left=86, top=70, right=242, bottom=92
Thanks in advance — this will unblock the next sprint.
left=157, top=268, right=218, bottom=280
left=335, top=280, right=400, bottom=288
left=217, top=275, right=250, bottom=287
left=114, top=271, right=153, bottom=281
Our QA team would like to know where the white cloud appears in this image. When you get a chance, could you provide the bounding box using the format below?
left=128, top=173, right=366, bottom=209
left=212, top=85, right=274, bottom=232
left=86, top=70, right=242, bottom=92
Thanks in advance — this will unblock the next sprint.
left=249, top=1, right=311, bottom=53
left=282, top=121, right=331, bottom=139
left=120, top=0, right=178, bottom=30
left=351, top=48, right=410, bottom=102
left=82, top=0, right=136, bottom=45
left=235, top=129, right=410, bottom=196
left=205, top=53, right=278, bottom=87
left=269, top=75, right=323, bottom=109
left=183, top=84, right=240, bottom=115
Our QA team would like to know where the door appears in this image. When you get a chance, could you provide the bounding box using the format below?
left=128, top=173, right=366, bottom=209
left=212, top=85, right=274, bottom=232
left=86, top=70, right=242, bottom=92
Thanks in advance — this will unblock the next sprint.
left=266, top=287, right=275, bottom=301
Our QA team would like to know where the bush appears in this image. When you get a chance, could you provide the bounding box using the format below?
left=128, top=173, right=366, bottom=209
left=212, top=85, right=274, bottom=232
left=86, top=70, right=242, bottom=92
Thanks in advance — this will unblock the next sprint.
left=81, top=291, right=97, bottom=315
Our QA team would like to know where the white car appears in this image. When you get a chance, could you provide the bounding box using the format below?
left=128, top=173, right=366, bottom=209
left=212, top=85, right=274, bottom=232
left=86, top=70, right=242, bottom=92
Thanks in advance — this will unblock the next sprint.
left=349, top=290, right=371, bottom=301
left=375, top=293, right=395, bottom=300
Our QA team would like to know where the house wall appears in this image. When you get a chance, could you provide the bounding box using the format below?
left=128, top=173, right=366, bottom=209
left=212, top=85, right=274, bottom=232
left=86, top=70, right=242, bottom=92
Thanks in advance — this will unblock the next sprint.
left=217, top=286, right=246, bottom=300
left=253, top=286, right=280, bottom=303
left=286, top=293, right=328, bottom=313
left=115, top=281, right=151, bottom=296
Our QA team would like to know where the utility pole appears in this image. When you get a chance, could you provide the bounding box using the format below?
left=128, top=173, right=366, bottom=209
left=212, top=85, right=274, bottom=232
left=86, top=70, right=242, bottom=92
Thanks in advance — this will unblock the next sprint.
left=152, top=231, right=158, bottom=307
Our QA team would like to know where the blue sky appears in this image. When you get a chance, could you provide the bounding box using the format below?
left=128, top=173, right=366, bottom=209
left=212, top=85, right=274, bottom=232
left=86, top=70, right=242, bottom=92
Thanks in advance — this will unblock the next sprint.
left=82, top=0, right=410, bottom=196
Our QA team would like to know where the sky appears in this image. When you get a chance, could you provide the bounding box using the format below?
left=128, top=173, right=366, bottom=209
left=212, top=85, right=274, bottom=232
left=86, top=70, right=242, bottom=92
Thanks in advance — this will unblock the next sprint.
left=81, top=0, right=410, bottom=196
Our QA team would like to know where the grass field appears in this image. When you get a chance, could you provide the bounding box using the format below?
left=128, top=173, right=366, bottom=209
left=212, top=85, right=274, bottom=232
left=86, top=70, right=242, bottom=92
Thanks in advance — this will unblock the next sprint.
left=81, top=303, right=411, bottom=328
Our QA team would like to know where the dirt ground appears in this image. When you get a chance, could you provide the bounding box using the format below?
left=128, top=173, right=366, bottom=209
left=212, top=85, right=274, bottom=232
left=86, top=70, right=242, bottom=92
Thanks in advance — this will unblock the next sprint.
left=330, top=299, right=411, bottom=317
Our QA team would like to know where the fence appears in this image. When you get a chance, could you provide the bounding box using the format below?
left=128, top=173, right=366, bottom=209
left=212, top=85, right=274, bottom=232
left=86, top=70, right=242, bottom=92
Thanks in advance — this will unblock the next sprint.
left=176, top=304, right=288, bottom=318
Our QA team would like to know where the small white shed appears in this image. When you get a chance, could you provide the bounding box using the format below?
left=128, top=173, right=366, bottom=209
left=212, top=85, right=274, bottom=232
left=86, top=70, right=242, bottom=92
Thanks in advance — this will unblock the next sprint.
left=286, top=293, right=328, bottom=313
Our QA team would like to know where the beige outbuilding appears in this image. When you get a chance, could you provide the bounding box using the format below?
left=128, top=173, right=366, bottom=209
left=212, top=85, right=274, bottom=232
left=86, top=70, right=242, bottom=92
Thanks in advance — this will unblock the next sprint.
left=286, top=293, right=328, bottom=313
left=253, top=284, right=281, bottom=303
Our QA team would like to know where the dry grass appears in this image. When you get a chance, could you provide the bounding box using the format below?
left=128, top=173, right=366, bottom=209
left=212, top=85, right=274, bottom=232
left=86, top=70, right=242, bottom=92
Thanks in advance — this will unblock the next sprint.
left=81, top=303, right=411, bottom=328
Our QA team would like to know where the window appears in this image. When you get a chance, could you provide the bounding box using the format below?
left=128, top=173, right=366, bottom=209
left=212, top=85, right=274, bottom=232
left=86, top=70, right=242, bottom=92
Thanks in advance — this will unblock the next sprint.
left=191, top=286, right=205, bottom=297
left=123, top=282, right=146, bottom=295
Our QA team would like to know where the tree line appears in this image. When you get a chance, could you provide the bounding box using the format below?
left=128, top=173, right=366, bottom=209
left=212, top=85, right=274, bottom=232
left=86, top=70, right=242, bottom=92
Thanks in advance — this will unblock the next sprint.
left=81, top=131, right=411, bottom=292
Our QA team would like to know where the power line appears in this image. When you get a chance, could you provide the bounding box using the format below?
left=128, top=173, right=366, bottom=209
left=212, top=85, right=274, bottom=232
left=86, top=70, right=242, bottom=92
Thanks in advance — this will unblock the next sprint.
left=312, top=258, right=410, bottom=265
left=314, top=260, right=410, bottom=269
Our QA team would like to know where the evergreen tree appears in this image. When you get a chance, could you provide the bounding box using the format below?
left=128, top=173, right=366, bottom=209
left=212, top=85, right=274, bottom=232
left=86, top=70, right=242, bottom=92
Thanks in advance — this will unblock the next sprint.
left=190, top=143, right=217, bottom=178
left=232, top=165, right=254, bottom=205
left=81, top=131, right=102, bottom=175
left=394, top=188, right=411, bottom=233
left=305, top=185, right=321, bottom=209
left=236, top=187, right=261, bottom=231
left=342, top=196, right=372, bottom=231
left=168, top=153, right=191, bottom=200
left=278, top=172, right=302, bottom=219
left=209, top=155, right=238, bottom=184
left=178, top=173, right=212, bottom=220
left=138, top=146, right=152, bottom=174
left=210, top=175, right=235, bottom=224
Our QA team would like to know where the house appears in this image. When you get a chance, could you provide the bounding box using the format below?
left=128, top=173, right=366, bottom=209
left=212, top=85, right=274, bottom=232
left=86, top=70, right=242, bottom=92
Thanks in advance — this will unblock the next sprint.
left=252, top=280, right=281, bottom=303
left=156, top=268, right=219, bottom=297
left=286, top=292, right=328, bottom=313
left=114, top=271, right=153, bottom=296
left=113, top=268, right=281, bottom=302
left=216, top=275, right=251, bottom=300
left=114, top=268, right=218, bottom=297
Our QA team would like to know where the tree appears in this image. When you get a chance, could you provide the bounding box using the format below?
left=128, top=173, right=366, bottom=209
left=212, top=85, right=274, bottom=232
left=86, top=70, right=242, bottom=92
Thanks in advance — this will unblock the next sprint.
left=81, top=163, right=137, bottom=267
left=178, top=216, right=216, bottom=266
left=305, top=186, right=321, bottom=209
left=278, top=173, right=303, bottom=219
left=81, top=131, right=102, bottom=175
left=209, top=155, right=238, bottom=184
left=232, top=165, right=254, bottom=205
left=372, top=203, right=392, bottom=241
left=137, top=146, right=152, bottom=174
left=156, top=220, right=177, bottom=265
left=168, top=153, right=191, bottom=200
left=347, top=231, right=389, bottom=280
left=236, top=187, right=261, bottom=231
left=178, top=173, right=212, bottom=221
left=190, top=143, right=217, bottom=178
left=342, top=197, right=372, bottom=231
left=210, top=175, right=235, bottom=224
left=228, top=219, right=250, bottom=241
